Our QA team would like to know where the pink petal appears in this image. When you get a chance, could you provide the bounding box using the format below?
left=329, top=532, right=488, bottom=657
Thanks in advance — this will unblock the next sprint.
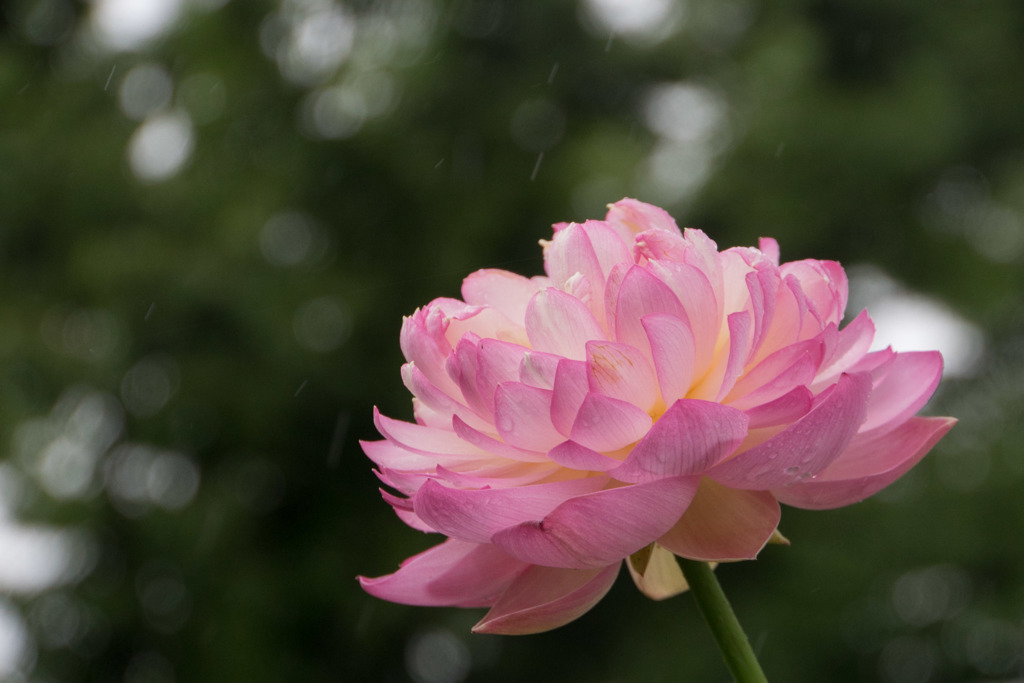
left=626, top=543, right=689, bottom=600
left=580, top=220, right=634, bottom=278
left=374, top=408, right=484, bottom=458
left=445, top=336, right=487, bottom=416
left=859, top=351, right=943, bottom=436
left=494, top=382, right=565, bottom=453
left=658, top=478, right=780, bottom=561
left=586, top=340, right=659, bottom=411
left=491, top=476, right=700, bottom=569
left=394, top=506, right=436, bottom=533
left=743, top=386, right=814, bottom=429
left=680, top=229, right=724, bottom=297
left=634, top=228, right=689, bottom=262
left=550, top=359, right=590, bottom=436
left=642, top=313, right=696, bottom=405
left=359, top=538, right=528, bottom=607
left=400, top=306, right=458, bottom=396
left=518, top=351, right=561, bottom=389
left=451, top=415, right=549, bottom=463
left=476, top=338, right=530, bottom=415
left=525, top=288, right=606, bottom=360
left=411, top=396, right=454, bottom=429
left=727, top=337, right=824, bottom=410
left=545, top=223, right=607, bottom=322
left=812, top=416, right=956, bottom=482
left=445, top=305, right=528, bottom=348
left=743, top=267, right=779, bottom=356
left=689, top=311, right=751, bottom=401
left=758, top=237, right=780, bottom=265
left=850, top=346, right=897, bottom=379
left=432, top=463, right=562, bottom=489
left=606, top=198, right=681, bottom=237
left=462, top=269, right=544, bottom=324
left=547, top=440, right=622, bottom=472
left=756, top=275, right=809, bottom=357
left=781, top=259, right=848, bottom=328
left=377, top=467, right=435, bottom=496
left=609, top=399, right=748, bottom=483
left=361, top=439, right=437, bottom=472
left=774, top=416, right=956, bottom=510
left=642, top=260, right=720, bottom=374
left=812, top=310, right=875, bottom=389
left=402, top=363, right=466, bottom=416
left=472, top=562, right=620, bottom=634
left=707, top=372, right=872, bottom=489
left=413, top=477, right=608, bottom=544
left=569, top=393, right=653, bottom=453
left=613, top=265, right=688, bottom=362
left=718, top=311, right=753, bottom=400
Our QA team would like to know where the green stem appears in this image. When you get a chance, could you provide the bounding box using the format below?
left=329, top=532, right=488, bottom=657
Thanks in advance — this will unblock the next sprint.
left=678, top=558, right=769, bottom=683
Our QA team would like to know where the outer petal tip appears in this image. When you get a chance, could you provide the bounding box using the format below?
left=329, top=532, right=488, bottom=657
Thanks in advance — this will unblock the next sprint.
left=471, top=563, right=620, bottom=635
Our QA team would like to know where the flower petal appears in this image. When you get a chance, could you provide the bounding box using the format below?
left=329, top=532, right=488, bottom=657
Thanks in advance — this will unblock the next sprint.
left=606, top=198, right=681, bottom=237
left=658, top=478, right=780, bottom=561
left=774, top=416, right=956, bottom=510
left=586, top=340, right=659, bottom=411
left=462, top=269, right=544, bottom=324
left=627, top=543, right=689, bottom=601
left=374, top=408, right=484, bottom=458
left=359, top=538, right=528, bottom=607
left=494, top=382, right=565, bottom=452
left=569, top=393, right=653, bottom=453
left=361, top=439, right=437, bottom=472
left=642, top=313, right=696, bottom=406
left=781, top=259, right=848, bottom=329
left=525, top=287, right=606, bottom=360
left=545, top=222, right=607, bottom=322
left=475, top=338, right=529, bottom=415
left=742, top=386, right=814, bottom=429
left=451, top=415, right=549, bottom=462
left=613, top=265, right=688, bottom=365
left=758, top=237, right=780, bottom=265
left=689, top=311, right=751, bottom=402
left=519, top=351, right=561, bottom=389
left=400, top=305, right=458, bottom=396
left=581, top=220, right=634, bottom=277
left=550, top=358, right=590, bottom=436
left=472, top=563, right=620, bottom=634
left=859, top=351, right=943, bottom=436
left=609, top=400, right=748, bottom=483
left=547, top=440, right=621, bottom=472
left=812, top=310, right=875, bottom=390
left=727, top=337, right=824, bottom=410
left=413, top=477, right=608, bottom=544
left=492, top=476, right=700, bottom=569
left=707, top=372, right=872, bottom=489
left=643, top=260, right=721, bottom=374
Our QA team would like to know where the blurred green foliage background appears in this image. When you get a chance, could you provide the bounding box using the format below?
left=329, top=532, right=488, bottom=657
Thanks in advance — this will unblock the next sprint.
left=1, top=0, right=1023, bottom=681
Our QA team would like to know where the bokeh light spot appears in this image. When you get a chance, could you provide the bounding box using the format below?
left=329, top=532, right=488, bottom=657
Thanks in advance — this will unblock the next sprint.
left=293, top=297, right=351, bottom=353
left=127, top=112, right=194, bottom=183
left=120, top=354, right=180, bottom=418
left=848, top=265, right=984, bottom=378
left=405, top=626, right=470, bottom=683
left=119, top=63, right=174, bottom=121
left=90, top=0, right=182, bottom=52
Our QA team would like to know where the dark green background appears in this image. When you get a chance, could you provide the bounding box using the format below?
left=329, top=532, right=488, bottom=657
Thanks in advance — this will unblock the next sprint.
left=2, top=1, right=1022, bottom=681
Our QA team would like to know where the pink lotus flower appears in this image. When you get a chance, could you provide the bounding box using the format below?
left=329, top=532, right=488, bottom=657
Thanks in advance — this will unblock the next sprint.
left=359, top=199, right=955, bottom=634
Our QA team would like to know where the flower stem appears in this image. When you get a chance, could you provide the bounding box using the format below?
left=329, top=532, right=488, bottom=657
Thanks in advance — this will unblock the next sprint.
left=678, top=558, right=769, bottom=683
